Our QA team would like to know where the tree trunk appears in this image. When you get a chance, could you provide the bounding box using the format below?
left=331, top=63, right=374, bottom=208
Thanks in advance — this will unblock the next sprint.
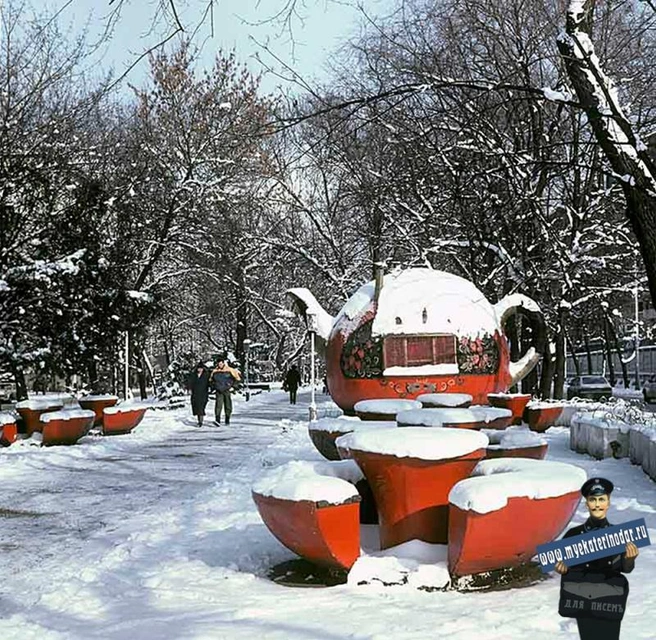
left=10, top=363, right=28, bottom=401
left=603, top=319, right=616, bottom=386
left=565, top=333, right=580, bottom=376
left=583, top=332, right=593, bottom=374
left=606, top=320, right=630, bottom=387
left=559, top=1, right=656, bottom=309
left=539, top=340, right=554, bottom=399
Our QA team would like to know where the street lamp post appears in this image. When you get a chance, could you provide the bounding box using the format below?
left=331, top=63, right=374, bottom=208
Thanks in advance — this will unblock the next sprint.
left=307, top=311, right=318, bottom=421
left=634, top=284, right=641, bottom=389
left=243, top=339, right=252, bottom=401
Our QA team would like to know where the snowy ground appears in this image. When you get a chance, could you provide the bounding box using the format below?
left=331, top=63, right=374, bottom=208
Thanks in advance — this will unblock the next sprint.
left=0, top=389, right=654, bottom=639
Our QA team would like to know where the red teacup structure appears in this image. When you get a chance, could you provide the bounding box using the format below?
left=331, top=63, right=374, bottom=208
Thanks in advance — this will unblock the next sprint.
left=482, top=426, right=548, bottom=460
left=354, top=399, right=421, bottom=421
left=39, top=409, right=95, bottom=446
left=252, top=460, right=364, bottom=570
left=417, top=393, right=472, bottom=408
left=487, top=393, right=532, bottom=425
left=335, top=427, right=488, bottom=548
left=78, top=394, right=119, bottom=426
left=287, top=269, right=545, bottom=411
left=15, top=399, right=64, bottom=436
left=0, top=412, right=18, bottom=446
left=396, top=406, right=513, bottom=431
left=308, top=416, right=396, bottom=461
left=524, top=402, right=565, bottom=433
left=102, top=404, right=148, bottom=435
left=447, top=459, right=585, bottom=576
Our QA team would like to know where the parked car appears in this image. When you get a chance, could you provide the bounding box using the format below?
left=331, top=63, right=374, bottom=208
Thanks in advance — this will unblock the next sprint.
left=643, top=376, right=656, bottom=404
left=566, top=375, right=613, bottom=401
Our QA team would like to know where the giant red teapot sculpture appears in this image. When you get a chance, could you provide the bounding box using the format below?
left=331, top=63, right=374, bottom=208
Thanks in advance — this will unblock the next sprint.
left=288, top=268, right=545, bottom=412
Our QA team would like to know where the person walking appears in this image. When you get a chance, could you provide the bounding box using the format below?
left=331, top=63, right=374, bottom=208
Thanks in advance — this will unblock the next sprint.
left=210, top=354, right=241, bottom=425
left=188, top=361, right=211, bottom=427
left=284, top=364, right=302, bottom=404
left=554, top=477, right=639, bottom=640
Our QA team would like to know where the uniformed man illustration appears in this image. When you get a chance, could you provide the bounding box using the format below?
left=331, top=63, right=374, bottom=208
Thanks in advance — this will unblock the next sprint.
left=555, top=477, right=639, bottom=639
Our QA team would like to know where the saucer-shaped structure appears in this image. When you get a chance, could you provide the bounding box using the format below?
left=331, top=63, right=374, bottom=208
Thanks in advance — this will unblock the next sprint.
left=482, top=426, right=548, bottom=460
left=487, top=393, right=532, bottom=425
left=354, top=399, right=421, bottom=421
left=336, top=427, right=488, bottom=548
left=417, top=393, right=473, bottom=408
left=396, top=406, right=512, bottom=430
left=0, top=411, right=18, bottom=446
left=102, top=404, right=148, bottom=435
left=39, top=409, right=95, bottom=446
left=524, top=402, right=565, bottom=432
left=448, top=458, right=585, bottom=576
left=15, top=399, right=64, bottom=436
left=78, top=394, right=119, bottom=426
left=252, top=460, right=364, bottom=570
left=308, top=416, right=395, bottom=461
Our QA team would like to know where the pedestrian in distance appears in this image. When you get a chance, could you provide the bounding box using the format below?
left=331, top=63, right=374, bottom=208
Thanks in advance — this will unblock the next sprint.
left=187, top=361, right=211, bottom=427
left=283, top=364, right=302, bottom=404
left=210, top=354, right=241, bottom=425
left=554, top=477, right=639, bottom=640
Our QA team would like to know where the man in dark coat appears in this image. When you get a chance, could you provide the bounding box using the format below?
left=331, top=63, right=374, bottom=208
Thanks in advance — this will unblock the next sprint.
left=210, top=354, right=241, bottom=425
left=555, top=477, right=639, bottom=640
left=283, top=364, right=302, bottom=404
left=188, top=362, right=211, bottom=427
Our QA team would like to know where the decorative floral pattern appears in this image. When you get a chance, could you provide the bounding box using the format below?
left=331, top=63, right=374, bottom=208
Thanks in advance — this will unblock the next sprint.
left=340, top=320, right=384, bottom=379
left=457, top=333, right=500, bottom=374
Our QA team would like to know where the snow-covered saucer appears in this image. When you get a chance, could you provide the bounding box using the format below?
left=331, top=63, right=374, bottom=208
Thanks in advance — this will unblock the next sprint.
left=78, top=394, right=119, bottom=426
left=102, top=401, right=150, bottom=435
left=417, top=393, right=473, bottom=409
left=396, top=406, right=512, bottom=430
left=335, top=428, right=488, bottom=549
left=252, top=460, right=364, bottom=570
left=354, top=399, right=422, bottom=421
left=39, top=409, right=95, bottom=446
left=523, top=401, right=566, bottom=433
left=0, top=411, right=18, bottom=446
left=308, top=416, right=396, bottom=461
left=15, top=398, right=64, bottom=436
left=486, top=393, right=532, bottom=425
left=482, top=426, right=548, bottom=460
left=447, top=458, right=585, bottom=576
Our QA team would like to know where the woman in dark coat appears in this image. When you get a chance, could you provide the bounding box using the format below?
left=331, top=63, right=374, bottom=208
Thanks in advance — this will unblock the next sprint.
left=555, top=477, right=639, bottom=640
left=188, top=362, right=211, bottom=426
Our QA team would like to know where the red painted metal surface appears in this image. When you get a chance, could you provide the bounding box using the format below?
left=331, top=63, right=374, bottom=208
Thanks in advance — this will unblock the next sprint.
left=349, top=448, right=486, bottom=549
left=0, top=422, right=18, bottom=446
left=16, top=405, right=63, bottom=436
left=41, top=415, right=93, bottom=446
left=355, top=410, right=399, bottom=421
left=102, top=408, right=147, bottom=435
left=396, top=415, right=485, bottom=430
left=524, top=406, right=564, bottom=432
left=448, top=491, right=580, bottom=576
left=309, top=429, right=346, bottom=461
left=79, top=397, right=119, bottom=426
left=487, top=394, right=532, bottom=425
left=484, top=443, right=548, bottom=460
left=327, top=329, right=512, bottom=413
left=252, top=492, right=361, bottom=570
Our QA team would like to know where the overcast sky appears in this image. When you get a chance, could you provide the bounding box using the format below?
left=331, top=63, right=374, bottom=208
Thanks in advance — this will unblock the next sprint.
left=48, top=0, right=381, bottom=94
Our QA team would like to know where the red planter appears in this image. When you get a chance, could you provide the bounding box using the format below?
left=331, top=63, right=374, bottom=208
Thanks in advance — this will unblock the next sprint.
left=102, top=407, right=147, bottom=435
left=40, top=411, right=94, bottom=446
left=487, top=393, right=532, bottom=425
left=252, top=492, right=361, bottom=570
left=15, top=401, right=63, bottom=436
left=448, top=491, right=579, bottom=576
left=347, top=446, right=486, bottom=548
left=354, top=399, right=422, bottom=421
left=0, top=420, right=18, bottom=446
left=484, top=443, right=548, bottom=460
left=524, top=404, right=564, bottom=432
left=78, top=395, right=119, bottom=426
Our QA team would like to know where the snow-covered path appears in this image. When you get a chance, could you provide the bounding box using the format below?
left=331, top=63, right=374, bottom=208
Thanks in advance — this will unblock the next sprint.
left=0, top=390, right=654, bottom=639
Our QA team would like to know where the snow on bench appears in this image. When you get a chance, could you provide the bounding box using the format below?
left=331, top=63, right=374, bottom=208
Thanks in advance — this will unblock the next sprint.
left=0, top=411, right=17, bottom=426
left=15, top=398, right=64, bottom=410
left=449, top=458, right=586, bottom=514
left=483, top=425, right=546, bottom=448
left=353, top=399, right=422, bottom=416
left=79, top=394, right=119, bottom=401
left=103, top=401, right=154, bottom=415
left=335, top=427, right=488, bottom=461
left=252, top=459, right=364, bottom=504
left=396, top=406, right=511, bottom=427
left=308, top=416, right=396, bottom=432
left=39, top=409, right=95, bottom=423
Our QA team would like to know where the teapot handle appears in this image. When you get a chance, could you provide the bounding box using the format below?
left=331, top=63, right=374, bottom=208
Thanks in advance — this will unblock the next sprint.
left=493, top=294, right=546, bottom=387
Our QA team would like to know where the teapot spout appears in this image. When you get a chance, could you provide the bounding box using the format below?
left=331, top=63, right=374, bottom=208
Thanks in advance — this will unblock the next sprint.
left=285, top=288, right=334, bottom=341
